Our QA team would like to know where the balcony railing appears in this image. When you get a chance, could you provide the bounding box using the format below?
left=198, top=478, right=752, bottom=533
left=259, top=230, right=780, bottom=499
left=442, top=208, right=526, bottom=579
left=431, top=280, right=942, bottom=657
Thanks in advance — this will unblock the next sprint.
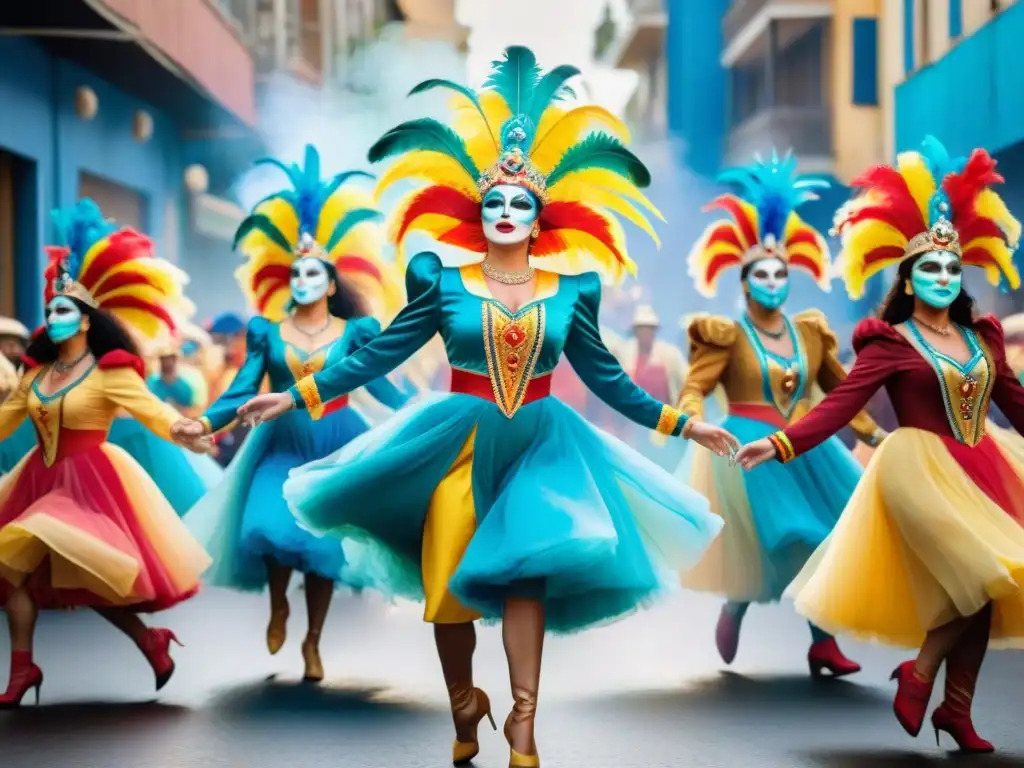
left=725, top=106, right=832, bottom=165
left=724, top=0, right=767, bottom=43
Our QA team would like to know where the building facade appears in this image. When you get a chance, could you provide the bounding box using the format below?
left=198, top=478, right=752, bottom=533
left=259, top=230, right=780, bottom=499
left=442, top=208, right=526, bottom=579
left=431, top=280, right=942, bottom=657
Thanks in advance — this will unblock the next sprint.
left=0, top=1, right=258, bottom=327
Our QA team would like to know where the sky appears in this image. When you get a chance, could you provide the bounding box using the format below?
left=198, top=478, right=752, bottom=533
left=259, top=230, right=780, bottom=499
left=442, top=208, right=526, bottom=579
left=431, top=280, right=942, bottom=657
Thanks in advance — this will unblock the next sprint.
left=456, top=0, right=638, bottom=116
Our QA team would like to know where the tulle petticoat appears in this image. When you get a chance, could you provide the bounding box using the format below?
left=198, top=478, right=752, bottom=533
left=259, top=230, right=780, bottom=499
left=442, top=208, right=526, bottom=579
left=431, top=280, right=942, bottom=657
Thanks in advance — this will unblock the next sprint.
left=677, top=414, right=862, bottom=603
left=787, top=427, right=1024, bottom=649
left=284, top=393, right=722, bottom=634
left=0, top=444, right=211, bottom=611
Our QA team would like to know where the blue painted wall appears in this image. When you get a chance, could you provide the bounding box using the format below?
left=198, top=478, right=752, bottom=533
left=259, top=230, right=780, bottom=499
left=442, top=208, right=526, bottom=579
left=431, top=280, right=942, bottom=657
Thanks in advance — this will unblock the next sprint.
left=665, top=0, right=729, bottom=177
left=0, top=36, right=184, bottom=326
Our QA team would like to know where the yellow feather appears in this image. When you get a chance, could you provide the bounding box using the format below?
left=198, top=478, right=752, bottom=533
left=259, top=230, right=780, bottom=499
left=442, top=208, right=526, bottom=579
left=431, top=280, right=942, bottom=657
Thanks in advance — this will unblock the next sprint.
left=391, top=212, right=469, bottom=267
left=896, top=152, right=936, bottom=222
left=529, top=105, right=631, bottom=174
left=78, top=236, right=112, bottom=277
left=549, top=168, right=663, bottom=220
left=374, top=151, right=479, bottom=200
left=962, top=236, right=1020, bottom=288
left=253, top=197, right=300, bottom=244
left=836, top=220, right=906, bottom=299
left=96, top=283, right=174, bottom=307
left=534, top=228, right=636, bottom=282
left=976, top=189, right=1022, bottom=246
left=450, top=91, right=508, bottom=171
left=111, top=308, right=162, bottom=339
left=543, top=178, right=660, bottom=247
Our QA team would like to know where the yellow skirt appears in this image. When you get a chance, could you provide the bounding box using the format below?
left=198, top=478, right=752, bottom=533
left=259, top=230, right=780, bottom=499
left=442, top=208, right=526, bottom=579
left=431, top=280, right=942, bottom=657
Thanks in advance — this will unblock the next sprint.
left=786, top=427, right=1024, bottom=649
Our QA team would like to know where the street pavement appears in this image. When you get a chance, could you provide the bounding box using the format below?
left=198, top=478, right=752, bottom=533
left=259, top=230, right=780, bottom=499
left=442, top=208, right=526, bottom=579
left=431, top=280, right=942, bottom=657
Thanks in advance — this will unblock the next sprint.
left=1, top=587, right=1022, bottom=767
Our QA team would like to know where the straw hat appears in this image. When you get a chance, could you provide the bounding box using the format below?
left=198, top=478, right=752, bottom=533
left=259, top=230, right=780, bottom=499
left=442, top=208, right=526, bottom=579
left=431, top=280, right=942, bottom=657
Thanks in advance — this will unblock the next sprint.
left=0, top=317, right=29, bottom=340
left=632, top=304, right=660, bottom=328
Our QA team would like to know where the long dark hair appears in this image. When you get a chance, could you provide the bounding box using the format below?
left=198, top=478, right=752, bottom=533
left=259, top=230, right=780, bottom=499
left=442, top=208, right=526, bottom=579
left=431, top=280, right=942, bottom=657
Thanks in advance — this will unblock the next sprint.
left=878, top=253, right=976, bottom=327
left=287, top=261, right=368, bottom=319
left=25, top=298, right=140, bottom=363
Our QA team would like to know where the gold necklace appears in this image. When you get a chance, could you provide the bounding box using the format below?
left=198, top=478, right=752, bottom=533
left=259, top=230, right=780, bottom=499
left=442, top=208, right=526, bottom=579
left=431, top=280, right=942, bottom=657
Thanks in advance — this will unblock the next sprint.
left=481, top=259, right=534, bottom=285
left=912, top=315, right=952, bottom=336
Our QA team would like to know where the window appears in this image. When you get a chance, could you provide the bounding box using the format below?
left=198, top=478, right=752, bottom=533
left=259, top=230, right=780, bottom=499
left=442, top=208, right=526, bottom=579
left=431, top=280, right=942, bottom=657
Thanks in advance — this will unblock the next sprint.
left=78, top=173, right=145, bottom=232
left=949, top=0, right=963, bottom=38
left=852, top=18, right=878, bottom=105
left=903, top=0, right=915, bottom=74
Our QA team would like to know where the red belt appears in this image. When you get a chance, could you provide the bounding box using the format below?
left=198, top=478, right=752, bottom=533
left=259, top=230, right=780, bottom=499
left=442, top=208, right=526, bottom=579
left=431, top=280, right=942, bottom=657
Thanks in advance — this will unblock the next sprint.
left=48, top=428, right=106, bottom=463
left=728, top=403, right=788, bottom=430
left=450, top=368, right=552, bottom=407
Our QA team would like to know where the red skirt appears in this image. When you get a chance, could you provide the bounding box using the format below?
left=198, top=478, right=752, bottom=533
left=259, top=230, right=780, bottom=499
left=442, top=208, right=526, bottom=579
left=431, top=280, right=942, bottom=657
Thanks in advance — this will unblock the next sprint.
left=0, top=441, right=211, bottom=611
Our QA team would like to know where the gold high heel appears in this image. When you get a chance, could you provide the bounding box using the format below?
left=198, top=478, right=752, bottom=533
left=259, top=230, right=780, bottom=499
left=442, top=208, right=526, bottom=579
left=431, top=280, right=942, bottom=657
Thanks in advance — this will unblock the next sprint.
left=301, top=631, right=324, bottom=682
left=504, top=690, right=540, bottom=768
left=449, top=685, right=496, bottom=766
left=266, top=604, right=289, bottom=655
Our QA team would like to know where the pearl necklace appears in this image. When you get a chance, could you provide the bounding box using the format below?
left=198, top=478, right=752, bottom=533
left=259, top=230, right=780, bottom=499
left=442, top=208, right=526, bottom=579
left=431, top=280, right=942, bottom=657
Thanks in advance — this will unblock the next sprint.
left=481, top=259, right=535, bottom=285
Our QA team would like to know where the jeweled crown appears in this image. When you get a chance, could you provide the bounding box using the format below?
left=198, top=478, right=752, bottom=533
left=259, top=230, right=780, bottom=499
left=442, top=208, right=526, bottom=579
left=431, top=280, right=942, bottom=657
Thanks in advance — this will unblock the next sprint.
left=53, top=264, right=97, bottom=307
left=295, top=231, right=329, bottom=261
left=477, top=145, right=550, bottom=205
left=905, top=216, right=961, bottom=258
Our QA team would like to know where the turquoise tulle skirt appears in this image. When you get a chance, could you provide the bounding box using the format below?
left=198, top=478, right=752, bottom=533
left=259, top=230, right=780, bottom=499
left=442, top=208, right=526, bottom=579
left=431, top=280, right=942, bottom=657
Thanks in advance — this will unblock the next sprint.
left=284, top=394, right=722, bottom=634
left=185, top=406, right=372, bottom=591
left=107, top=418, right=224, bottom=516
left=0, top=420, right=36, bottom=475
left=676, top=414, right=862, bottom=603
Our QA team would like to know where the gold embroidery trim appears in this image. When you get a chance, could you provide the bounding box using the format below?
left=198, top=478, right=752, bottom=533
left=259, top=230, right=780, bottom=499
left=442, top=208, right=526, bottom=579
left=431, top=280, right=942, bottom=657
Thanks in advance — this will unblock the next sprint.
left=656, top=405, right=683, bottom=436
left=769, top=431, right=795, bottom=463
left=285, top=346, right=327, bottom=383
left=34, top=398, right=61, bottom=467
left=482, top=302, right=545, bottom=419
left=296, top=377, right=325, bottom=420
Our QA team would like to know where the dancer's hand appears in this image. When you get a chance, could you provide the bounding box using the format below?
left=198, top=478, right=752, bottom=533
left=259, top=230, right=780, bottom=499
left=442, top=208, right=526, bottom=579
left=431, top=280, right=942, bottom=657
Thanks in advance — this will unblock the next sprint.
left=735, top=438, right=778, bottom=469
left=685, top=420, right=740, bottom=460
left=171, top=418, right=206, bottom=441
left=181, top=435, right=217, bottom=455
left=237, top=392, right=294, bottom=426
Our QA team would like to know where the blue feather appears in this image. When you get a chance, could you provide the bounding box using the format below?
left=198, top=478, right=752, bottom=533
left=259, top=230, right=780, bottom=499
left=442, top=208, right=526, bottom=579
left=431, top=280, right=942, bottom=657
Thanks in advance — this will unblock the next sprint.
left=717, top=150, right=828, bottom=241
left=916, top=136, right=967, bottom=226
left=50, top=198, right=117, bottom=280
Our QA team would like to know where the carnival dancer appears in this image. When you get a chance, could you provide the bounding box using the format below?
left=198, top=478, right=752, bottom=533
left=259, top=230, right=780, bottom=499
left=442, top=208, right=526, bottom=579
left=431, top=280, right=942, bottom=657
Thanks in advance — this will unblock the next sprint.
left=676, top=152, right=886, bottom=675
left=225, top=46, right=735, bottom=768
left=0, top=199, right=212, bottom=707
left=179, top=145, right=409, bottom=683
left=736, top=136, right=1024, bottom=753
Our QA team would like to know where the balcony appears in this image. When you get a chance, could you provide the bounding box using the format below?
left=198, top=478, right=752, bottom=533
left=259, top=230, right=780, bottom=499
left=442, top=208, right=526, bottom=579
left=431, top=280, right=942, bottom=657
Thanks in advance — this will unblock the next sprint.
left=725, top=106, right=832, bottom=168
left=722, top=0, right=832, bottom=67
left=604, top=0, right=667, bottom=69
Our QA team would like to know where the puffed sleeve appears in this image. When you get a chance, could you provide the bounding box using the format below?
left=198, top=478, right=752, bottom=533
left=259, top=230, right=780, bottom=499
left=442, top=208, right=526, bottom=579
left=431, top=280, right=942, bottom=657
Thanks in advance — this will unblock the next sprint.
left=770, top=319, right=897, bottom=462
left=200, top=317, right=271, bottom=434
left=676, top=316, right=736, bottom=421
left=563, top=272, right=687, bottom=436
left=289, top=252, right=443, bottom=419
left=794, top=309, right=884, bottom=445
left=975, top=315, right=1024, bottom=434
left=352, top=317, right=412, bottom=411
left=101, top=354, right=183, bottom=441
left=0, top=368, right=36, bottom=441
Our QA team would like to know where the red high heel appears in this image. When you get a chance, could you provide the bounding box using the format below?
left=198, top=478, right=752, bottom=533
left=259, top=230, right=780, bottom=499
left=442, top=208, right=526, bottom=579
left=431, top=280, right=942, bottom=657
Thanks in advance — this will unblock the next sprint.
left=932, top=704, right=994, bottom=753
left=890, top=661, right=934, bottom=737
left=807, top=638, right=861, bottom=679
left=0, top=651, right=43, bottom=709
left=715, top=606, right=741, bottom=664
left=140, top=628, right=183, bottom=691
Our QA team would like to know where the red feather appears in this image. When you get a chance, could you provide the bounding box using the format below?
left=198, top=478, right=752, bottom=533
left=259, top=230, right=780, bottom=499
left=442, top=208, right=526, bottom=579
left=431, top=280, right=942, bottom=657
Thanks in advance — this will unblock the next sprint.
left=92, top=270, right=160, bottom=298
left=956, top=217, right=1006, bottom=246
left=102, top=295, right=176, bottom=332
left=395, top=186, right=481, bottom=244
left=78, top=229, right=155, bottom=291
left=704, top=252, right=741, bottom=287
left=788, top=253, right=824, bottom=281
left=529, top=229, right=568, bottom=257
left=702, top=195, right=757, bottom=249
left=944, top=149, right=1003, bottom=223
left=706, top=224, right=743, bottom=251
left=253, top=264, right=291, bottom=290
left=437, top=222, right=489, bottom=253
left=961, top=245, right=1004, bottom=268
left=257, top=277, right=289, bottom=313
left=537, top=201, right=627, bottom=267
left=98, top=350, right=146, bottom=378
left=861, top=245, right=906, bottom=270
left=847, top=167, right=925, bottom=239
left=336, top=256, right=382, bottom=282
left=785, top=229, right=820, bottom=250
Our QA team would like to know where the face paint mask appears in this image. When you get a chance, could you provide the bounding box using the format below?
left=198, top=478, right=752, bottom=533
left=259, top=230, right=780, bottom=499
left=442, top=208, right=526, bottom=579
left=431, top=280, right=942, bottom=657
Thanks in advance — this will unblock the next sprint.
left=45, top=296, right=83, bottom=343
left=745, top=256, right=790, bottom=310
left=911, top=250, right=962, bottom=309
left=481, top=184, right=539, bottom=245
left=290, top=256, right=331, bottom=306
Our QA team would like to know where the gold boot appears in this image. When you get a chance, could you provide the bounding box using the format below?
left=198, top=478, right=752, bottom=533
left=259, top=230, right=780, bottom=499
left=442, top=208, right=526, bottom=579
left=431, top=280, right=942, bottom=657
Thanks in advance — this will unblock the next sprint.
left=504, top=692, right=540, bottom=768
left=266, top=604, right=289, bottom=655
left=301, top=631, right=324, bottom=683
left=450, top=684, right=496, bottom=766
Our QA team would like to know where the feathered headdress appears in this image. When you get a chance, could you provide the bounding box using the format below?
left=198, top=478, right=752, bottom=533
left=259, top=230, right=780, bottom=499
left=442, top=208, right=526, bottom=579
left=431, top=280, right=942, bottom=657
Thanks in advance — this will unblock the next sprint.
left=43, top=199, right=192, bottom=341
left=369, top=45, right=663, bottom=282
left=688, top=151, right=832, bottom=298
left=232, top=144, right=403, bottom=322
left=833, top=135, right=1021, bottom=299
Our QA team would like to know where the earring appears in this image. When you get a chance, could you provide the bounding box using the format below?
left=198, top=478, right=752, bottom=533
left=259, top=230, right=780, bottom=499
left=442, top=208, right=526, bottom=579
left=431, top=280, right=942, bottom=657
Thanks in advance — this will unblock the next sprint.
left=904, top=280, right=914, bottom=296
left=530, top=225, right=540, bottom=239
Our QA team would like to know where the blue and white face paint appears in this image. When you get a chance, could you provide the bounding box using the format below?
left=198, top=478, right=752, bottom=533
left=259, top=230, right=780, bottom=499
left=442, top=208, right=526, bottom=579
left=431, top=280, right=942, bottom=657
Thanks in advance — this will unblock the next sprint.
left=481, top=184, right=539, bottom=245
left=745, top=256, right=790, bottom=310
left=290, top=256, right=331, bottom=306
left=910, top=250, right=962, bottom=309
left=45, top=296, right=83, bottom=343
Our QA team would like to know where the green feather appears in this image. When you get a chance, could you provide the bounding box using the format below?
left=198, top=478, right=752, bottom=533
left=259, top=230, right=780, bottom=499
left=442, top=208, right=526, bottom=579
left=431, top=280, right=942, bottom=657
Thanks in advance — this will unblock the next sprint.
left=409, top=78, right=499, bottom=151
left=367, top=118, right=479, bottom=179
left=324, top=208, right=383, bottom=253
left=484, top=46, right=541, bottom=118
left=527, top=64, right=580, bottom=127
left=254, top=157, right=302, bottom=189
left=232, top=213, right=293, bottom=252
left=324, top=170, right=375, bottom=197
left=545, top=133, right=651, bottom=189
